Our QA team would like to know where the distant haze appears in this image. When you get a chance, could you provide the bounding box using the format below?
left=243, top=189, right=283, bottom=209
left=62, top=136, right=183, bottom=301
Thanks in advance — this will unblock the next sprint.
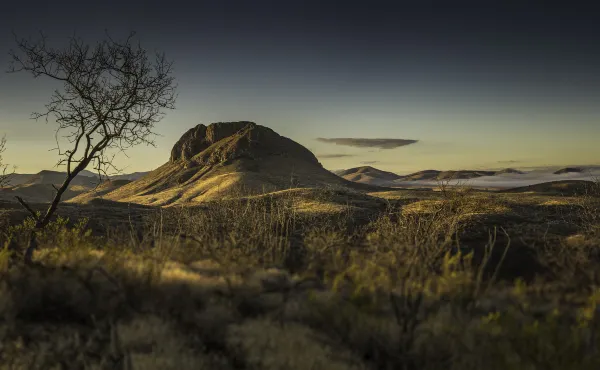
left=395, top=167, right=600, bottom=189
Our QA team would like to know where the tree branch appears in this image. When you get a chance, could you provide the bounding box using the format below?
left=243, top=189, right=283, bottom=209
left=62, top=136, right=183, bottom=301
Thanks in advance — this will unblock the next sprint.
left=15, top=196, right=39, bottom=221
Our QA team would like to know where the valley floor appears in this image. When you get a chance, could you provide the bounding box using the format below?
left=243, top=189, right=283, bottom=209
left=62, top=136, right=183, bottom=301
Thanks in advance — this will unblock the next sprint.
left=1, top=184, right=600, bottom=369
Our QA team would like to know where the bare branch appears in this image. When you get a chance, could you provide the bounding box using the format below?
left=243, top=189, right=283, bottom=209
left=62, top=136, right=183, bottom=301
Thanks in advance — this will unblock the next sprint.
left=15, top=196, right=39, bottom=221
left=8, top=31, right=177, bottom=229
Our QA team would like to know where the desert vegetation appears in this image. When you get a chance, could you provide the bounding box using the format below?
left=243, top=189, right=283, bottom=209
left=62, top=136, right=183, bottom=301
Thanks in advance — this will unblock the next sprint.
left=1, top=179, right=600, bottom=369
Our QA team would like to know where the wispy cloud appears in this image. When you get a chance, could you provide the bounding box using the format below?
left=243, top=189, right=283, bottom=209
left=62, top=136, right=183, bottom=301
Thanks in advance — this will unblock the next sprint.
left=361, top=161, right=379, bottom=165
left=497, top=160, right=522, bottom=164
left=316, top=138, right=418, bottom=149
left=318, top=153, right=355, bottom=159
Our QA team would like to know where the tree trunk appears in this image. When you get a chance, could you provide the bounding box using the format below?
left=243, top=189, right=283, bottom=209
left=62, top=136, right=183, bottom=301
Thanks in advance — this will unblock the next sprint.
left=22, top=159, right=93, bottom=264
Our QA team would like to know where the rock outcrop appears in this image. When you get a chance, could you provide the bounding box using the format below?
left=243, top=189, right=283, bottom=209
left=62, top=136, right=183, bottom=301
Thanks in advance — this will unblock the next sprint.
left=170, top=121, right=320, bottom=167
left=170, top=121, right=252, bottom=162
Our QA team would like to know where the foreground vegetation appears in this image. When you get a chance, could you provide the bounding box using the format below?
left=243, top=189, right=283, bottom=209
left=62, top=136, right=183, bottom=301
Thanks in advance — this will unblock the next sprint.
left=1, top=183, right=600, bottom=369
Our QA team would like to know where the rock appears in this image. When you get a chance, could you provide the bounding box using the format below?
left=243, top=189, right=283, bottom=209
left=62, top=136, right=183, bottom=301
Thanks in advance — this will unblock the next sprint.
left=169, top=121, right=256, bottom=162
left=170, top=124, right=208, bottom=162
left=170, top=121, right=321, bottom=167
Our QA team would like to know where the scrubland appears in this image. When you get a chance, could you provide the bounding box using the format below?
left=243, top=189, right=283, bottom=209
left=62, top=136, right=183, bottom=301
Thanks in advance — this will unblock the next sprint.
left=1, top=182, right=600, bottom=369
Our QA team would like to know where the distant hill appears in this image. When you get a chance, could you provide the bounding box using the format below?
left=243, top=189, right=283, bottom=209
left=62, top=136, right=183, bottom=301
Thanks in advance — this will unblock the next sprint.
left=501, top=180, right=596, bottom=196
left=73, top=121, right=383, bottom=206
left=78, top=169, right=148, bottom=181
left=3, top=173, right=35, bottom=187
left=0, top=183, right=87, bottom=203
left=554, top=167, right=583, bottom=175
left=337, top=166, right=402, bottom=185
left=495, top=168, right=525, bottom=175
left=1, top=168, right=150, bottom=205
left=399, top=170, right=441, bottom=181
left=67, top=179, right=132, bottom=204
left=109, top=172, right=149, bottom=181
left=24, top=170, right=101, bottom=187
left=337, top=166, right=401, bottom=179
left=3, top=169, right=149, bottom=187
left=436, top=170, right=496, bottom=180
left=398, top=169, right=497, bottom=181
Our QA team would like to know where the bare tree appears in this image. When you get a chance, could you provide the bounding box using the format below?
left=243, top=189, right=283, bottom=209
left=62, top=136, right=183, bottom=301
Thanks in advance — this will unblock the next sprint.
left=0, top=135, right=14, bottom=187
left=7, top=31, right=176, bottom=263
left=7, top=31, right=177, bottom=231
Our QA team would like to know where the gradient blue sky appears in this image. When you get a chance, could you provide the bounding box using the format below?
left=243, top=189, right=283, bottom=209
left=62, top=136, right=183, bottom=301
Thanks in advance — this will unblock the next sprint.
left=1, top=0, right=599, bottom=174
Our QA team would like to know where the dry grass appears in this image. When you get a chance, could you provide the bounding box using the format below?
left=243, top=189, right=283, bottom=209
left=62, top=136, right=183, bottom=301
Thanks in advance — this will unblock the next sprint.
left=1, top=182, right=600, bottom=369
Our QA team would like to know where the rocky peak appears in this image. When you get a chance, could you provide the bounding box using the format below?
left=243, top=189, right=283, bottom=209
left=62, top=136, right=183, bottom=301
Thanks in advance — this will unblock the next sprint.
left=169, top=121, right=321, bottom=167
left=206, top=121, right=255, bottom=144
left=170, top=121, right=255, bottom=163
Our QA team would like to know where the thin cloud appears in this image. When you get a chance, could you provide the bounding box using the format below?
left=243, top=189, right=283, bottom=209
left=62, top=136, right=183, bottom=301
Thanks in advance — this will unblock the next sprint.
left=497, top=160, right=522, bottom=164
left=317, top=138, right=418, bottom=149
left=318, top=153, right=356, bottom=159
left=361, top=161, right=379, bottom=165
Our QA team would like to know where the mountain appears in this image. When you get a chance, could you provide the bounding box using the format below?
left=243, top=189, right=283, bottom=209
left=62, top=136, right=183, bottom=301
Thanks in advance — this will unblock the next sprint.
left=337, top=166, right=402, bottom=185
left=67, top=179, right=132, bottom=204
left=3, top=169, right=149, bottom=187
left=0, top=183, right=88, bottom=203
left=554, top=167, right=583, bottom=175
left=2, top=173, right=35, bottom=187
left=396, top=169, right=529, bottom=183
left=495, top=168, right=525, bottom=175
left=78, top=169, right=103, bottom=178
left=397, top=170, right=496, bottom=181
left=0, top=167, right=150, bottom=204
left=0, top=170, right=98, bottom=203
left=109, top=172, right=149, bottom=181
left=73, top=169, right=149, bottom=181
left=502, top=180, right=595, bottom=196
left=338, top=167, right=525, bottom=187
left=24, top=170, right=101, bottom=187
left=75, top=121, right=383, bottom=206
left=337, top=166, right=401, bottom=179
left=398, top=170, right=441, bottom=181
left=436, top=170, right=496, bottom=180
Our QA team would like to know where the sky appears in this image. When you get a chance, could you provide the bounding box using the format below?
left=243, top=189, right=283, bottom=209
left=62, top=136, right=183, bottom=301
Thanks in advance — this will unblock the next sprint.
left=0, top=0, right=599, bottom=175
